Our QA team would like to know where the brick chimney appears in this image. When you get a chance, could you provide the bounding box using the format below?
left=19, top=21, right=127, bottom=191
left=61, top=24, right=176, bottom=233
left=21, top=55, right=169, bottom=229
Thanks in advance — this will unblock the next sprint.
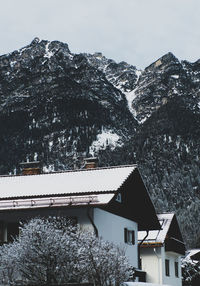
left=20, top=161, right=41, bottom=175
left=84, top=157, right=98, bottom=169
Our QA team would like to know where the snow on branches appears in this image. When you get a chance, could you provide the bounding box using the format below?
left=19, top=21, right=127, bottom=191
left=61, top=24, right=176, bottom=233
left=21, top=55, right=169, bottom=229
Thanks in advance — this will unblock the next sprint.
left=0, top=217, right=133, bottom=286
left=182, top=259, right=200, bottom=286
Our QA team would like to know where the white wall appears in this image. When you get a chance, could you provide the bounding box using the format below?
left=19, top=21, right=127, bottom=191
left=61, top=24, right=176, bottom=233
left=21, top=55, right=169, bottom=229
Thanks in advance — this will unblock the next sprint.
left=2, top=207, right=95, bottom=243
left=4, top=206, right=139, bottom=267
left=94, top=208, right=138, bottom=267
left=55, top=207, right=94, bottom=232
left=140, top=246, right=182, bottom=286
left=140, top=247, right=162, bottom=284
left=162, top=251, right=182, bottom=286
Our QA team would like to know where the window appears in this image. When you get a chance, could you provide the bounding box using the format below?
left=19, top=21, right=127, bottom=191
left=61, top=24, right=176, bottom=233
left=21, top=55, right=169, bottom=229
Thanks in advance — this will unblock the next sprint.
left=0, top=221, right=5, bottom=242
left=175, top=261, right=179, bottom=277
left=7, top=222, right=20, bottom=242
left=115, top=193, right=122, bottom=203
left=124, top=228, right=135, bottom=245
left=165, top=259, right=170, bottom=276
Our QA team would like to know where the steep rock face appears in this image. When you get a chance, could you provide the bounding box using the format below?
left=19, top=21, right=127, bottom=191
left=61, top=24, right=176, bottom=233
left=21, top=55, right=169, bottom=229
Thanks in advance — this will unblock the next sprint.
left=84, top=52, right=139, bottom=92
left=0, top=39, right=200, bottom=247
left=130, top=52, right=200, bottom=123
left=0, top=38, right=137, bottom=174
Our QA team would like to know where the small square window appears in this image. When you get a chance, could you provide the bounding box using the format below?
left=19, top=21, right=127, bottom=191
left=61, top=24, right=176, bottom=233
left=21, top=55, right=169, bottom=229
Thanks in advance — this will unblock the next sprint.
left=116, top=193, right=122, bottom=203
left=165, top=259, right=170, bottom=276
left=175, top=261, right=179, bottom=277
left=124, top=228, right=135, bottom=245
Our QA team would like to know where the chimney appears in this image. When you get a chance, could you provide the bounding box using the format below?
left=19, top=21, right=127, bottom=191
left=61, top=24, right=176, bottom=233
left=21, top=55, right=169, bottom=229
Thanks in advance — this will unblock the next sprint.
left=20, top=161, right=42, bottom=175
left=84, top=157, right=98, bottom=169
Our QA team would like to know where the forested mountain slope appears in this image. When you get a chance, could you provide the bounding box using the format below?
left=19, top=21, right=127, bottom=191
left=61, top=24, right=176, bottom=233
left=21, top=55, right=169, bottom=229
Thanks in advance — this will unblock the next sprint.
left=0, top=38, right=199, bottom=247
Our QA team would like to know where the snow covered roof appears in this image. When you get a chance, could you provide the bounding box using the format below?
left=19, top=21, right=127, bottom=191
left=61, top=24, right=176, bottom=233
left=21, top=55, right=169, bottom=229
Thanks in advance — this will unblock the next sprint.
left=0, top=165, right=136, bottom=199
left=138, top=213, right=175, bottom=244
left=184, top=249, right=200, bottom=262
left=0, top=164, right=161, bottom=230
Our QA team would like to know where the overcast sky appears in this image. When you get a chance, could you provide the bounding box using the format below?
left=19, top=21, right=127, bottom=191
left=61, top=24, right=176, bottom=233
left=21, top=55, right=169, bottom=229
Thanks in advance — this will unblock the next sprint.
left=1, top=0, right=200, bottom=69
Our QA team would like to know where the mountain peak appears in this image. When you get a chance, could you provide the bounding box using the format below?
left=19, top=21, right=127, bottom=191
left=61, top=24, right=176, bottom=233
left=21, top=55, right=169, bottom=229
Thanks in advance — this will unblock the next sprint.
left=30, top=37, right=41, bottom=45
left=19, top=38, right=71, bottom=59
left=145, top=52, right=179, bottom=72
left=161, top=51, right=178, bottom=61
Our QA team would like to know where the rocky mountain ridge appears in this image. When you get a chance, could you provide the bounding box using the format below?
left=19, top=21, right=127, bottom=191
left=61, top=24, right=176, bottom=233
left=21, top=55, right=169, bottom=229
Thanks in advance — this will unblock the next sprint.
left=0, top=38, right=200, bottom=247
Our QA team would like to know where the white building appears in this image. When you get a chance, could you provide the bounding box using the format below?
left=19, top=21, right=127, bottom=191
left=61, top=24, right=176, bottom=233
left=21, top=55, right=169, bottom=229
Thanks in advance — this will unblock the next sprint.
left=0, top=164, right=160, bottom=272
left=138, top=213, right=185, bottom=286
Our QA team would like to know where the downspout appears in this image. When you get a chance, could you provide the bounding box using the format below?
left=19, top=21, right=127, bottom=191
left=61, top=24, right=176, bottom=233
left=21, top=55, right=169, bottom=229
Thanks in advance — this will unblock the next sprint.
left=138, top=230, right=149, bottom=269
left=87, top=204, right=98, bottom=237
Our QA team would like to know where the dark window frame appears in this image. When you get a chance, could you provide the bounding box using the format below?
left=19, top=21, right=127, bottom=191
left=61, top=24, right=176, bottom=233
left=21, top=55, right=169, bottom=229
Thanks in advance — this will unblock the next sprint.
left=124, top=228, right=135, bottom=245
left=175, top=261, right=179, bottom=277
left=165, top=259, right=170, bottom=277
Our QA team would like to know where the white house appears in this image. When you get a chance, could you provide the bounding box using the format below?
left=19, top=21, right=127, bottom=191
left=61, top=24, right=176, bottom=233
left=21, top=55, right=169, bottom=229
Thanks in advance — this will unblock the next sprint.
left=138, top=213, right=185, bottom=286
left=0, top=163, right=160, bottom=272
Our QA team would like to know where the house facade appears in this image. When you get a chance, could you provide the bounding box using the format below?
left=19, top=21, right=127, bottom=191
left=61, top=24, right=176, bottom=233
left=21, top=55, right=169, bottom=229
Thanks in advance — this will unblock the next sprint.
left=0, top=164, right=160, bottom=270
left=138, top=213, right=185, bottom=286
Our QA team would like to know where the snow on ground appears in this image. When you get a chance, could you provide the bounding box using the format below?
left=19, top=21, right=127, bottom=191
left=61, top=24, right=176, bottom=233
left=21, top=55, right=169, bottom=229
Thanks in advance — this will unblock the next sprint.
left=10, top=61, right=17, bottom=67
left=171, top=75, right=179, bottom=79
left=18, top=47, right=28, bottom=56
left=43, top=164, right=55, bottom=173
left=138, top=114, right=151, bottom=124
left=49, top=140, right=53, bottom=152
left=172, top=87, right=178, bottom=94
left=176, top=137, right=181, bottom=149
left=89, top=128, right=123, bottom=156
left=33, top=152, right=38, bottom=161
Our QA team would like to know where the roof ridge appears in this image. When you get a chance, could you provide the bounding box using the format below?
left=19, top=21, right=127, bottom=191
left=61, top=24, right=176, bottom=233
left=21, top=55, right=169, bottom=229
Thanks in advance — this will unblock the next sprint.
left=0, top=164, right=137, bottom=179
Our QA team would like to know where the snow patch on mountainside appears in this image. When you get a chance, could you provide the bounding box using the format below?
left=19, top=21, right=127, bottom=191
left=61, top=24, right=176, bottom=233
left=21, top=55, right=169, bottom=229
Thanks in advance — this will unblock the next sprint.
left=124, top=87, right=150, bottom=124
left=44, top=42, right=54, bottom=59
left=124, top=89, right=138, bottom=117
left=89, top=129, right=123, bottom=156
left=123, top=70, right=142, bottom=120
left=135, top=70, right=142, bottom=80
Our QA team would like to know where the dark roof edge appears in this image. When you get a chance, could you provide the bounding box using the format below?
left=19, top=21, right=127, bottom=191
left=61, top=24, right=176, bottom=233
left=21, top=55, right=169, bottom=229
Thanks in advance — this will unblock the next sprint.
left=135, top=168, right=161, bottom=230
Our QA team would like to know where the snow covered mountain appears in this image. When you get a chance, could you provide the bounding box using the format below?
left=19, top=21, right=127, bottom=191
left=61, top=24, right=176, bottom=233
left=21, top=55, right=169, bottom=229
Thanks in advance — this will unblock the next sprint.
left=0, top=38, right=137, bottom=173
left=0, top=38, right=200, bottom=248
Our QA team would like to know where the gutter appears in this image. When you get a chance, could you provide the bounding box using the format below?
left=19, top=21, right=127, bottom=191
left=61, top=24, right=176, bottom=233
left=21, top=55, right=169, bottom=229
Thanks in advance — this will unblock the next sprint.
left=87, top=204, right=99, bottom=237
